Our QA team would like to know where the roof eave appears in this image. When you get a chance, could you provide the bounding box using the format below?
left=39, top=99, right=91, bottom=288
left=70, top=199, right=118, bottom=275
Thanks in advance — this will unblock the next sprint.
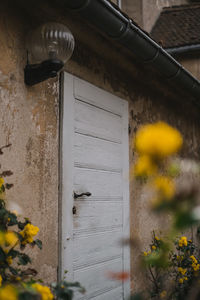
left=62, top=0, right=200, bottom=103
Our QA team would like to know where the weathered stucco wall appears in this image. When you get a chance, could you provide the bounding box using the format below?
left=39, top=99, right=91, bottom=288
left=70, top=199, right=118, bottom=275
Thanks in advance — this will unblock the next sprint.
left=179, top=55, right=200, bottom=81
left=0, top=3, right=59, bottom=283
left=1, top=0, right=200, bottom=294
left=122, top=0, right=143, bottom=27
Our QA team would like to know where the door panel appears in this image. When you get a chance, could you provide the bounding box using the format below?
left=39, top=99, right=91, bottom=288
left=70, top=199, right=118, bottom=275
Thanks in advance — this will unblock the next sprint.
left=75, top=100, right=122, bottom=143
left=74, top=168, right=123, bottom=198
left=73, top=201, right=123, bottom=233
left=61, top=73, right=130, bottom=300
left=74, top=259, right=123, bottom=299
left=74, top=77, right=123, bottom=115
left=74, top=133, right=122, bottom=172
left=73, top=230, right=123, bottom=269
left=91, top=287, right=123, bottom=300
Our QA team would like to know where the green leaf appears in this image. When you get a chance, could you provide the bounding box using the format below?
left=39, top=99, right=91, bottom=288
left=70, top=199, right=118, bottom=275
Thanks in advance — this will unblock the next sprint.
left=19, top=291, right=39, bottom=300
left=8, top=249, right=20, bottom=258
left=0, top=208, right=7, bottom=219
left=9, top=266, right=18, bottom=275
left=52, top=281, right=85, bottom=299
left=174, top=212, right=198, bottom=229
left=8, top=212, right=18, bottom=225
left=35, top=239, right=42, bottom=250
left=0, top=199, right=5, bottom=209
left=18, top=221, right=28, bottom=230
left=0, top=247, right=6, bottom=262
left=5, top=183, right=14, bottom=190
left=1, top=185, right=5, bottom=193
left=18, top=253, right=31, bottom=265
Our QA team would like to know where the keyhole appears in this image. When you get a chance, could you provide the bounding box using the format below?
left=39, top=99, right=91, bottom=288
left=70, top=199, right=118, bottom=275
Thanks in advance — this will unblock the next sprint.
left=72, top=206, right=77, bottom=215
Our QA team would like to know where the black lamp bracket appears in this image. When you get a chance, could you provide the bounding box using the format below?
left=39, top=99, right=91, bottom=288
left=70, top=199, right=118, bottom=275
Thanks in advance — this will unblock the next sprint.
left=24, top=59, right=64, bottom=86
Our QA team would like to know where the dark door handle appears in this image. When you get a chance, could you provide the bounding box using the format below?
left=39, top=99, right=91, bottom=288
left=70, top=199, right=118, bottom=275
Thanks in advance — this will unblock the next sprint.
left=74, top=192, right=92, bottom=199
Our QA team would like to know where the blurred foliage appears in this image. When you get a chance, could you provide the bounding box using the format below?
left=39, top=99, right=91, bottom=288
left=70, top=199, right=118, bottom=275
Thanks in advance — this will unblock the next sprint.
left=130, top=122, right=200, bottom=300
left=139, top=234, right=200, bottom=299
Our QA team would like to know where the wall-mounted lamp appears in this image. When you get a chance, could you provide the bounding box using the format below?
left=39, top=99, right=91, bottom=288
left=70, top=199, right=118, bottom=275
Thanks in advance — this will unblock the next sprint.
left=24, top=22, right=75, bottom=86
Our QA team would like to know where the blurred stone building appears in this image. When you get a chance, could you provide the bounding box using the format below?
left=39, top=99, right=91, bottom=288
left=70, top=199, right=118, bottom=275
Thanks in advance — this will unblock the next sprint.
left=121, top=0, right=200, bottom=80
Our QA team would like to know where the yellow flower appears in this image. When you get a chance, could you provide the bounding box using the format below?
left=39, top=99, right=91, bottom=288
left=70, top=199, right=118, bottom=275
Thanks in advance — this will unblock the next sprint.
left=5, top=232, right=18, bottom=248
left=152, top=245, right=156, bottom=250
left=190, top=255, right=197, bottom=264
left=15, top=277, right=21, bottom=281
left=20, top=223, right=39, bottom=244
left=134, top=155, right=157, bottom=177
left=160, top=290, right=167, bottom=298
left=183, top=237, right=187, bottom=246
left=0, top=178, right=4, bottom=188
left=193, top=264, right=200, bottom=271
left=178, top=267, right=187, bottom=275
left=155, top=236, right=159, bottom=241
left=184, top=277, right=188, bottom=281
left=154, top=176, right=175, bottom=200
left=0, top=275, right=2, bottom=287
left=32, top=283, right=53, bottom=300
left=179, top=278, right=184, bottom=284
left=6, top=256, right=13, bottom=265
left=178, top=267, right=182, bottom=273
left=179, top=236, right=187, bottom=247
left=144, top=250, right=151, bottom=256
left=0, top=285, right=18, bottom=300
left=134, top=122, right=183, bottom=159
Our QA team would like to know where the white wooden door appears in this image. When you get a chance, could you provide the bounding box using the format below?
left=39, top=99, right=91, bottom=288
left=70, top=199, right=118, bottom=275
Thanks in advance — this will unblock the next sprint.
left=61, top=73, right=130, bottom=300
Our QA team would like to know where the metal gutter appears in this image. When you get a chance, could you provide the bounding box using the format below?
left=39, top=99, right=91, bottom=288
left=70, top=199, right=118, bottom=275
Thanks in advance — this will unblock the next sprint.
left=166, top=44, right=200, bottom=56
left=63, top=0, right=200, bottom=100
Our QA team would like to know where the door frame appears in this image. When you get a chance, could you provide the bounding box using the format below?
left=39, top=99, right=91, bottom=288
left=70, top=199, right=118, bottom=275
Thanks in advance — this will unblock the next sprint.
left=59, top=72, right=130, bottom=298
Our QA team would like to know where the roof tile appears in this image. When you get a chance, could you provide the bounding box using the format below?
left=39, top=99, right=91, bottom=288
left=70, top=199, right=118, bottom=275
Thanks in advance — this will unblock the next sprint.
left=150, top=4, right=200, bottom=49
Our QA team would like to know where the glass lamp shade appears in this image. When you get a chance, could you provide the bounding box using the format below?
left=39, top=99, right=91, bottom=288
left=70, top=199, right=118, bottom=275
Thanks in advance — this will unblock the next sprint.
left=27, top=22, right=75, bottom=63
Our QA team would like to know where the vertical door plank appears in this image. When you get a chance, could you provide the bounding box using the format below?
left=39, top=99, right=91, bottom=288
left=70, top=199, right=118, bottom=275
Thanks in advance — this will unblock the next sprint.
left=61, top=73, right=75, bottom=280
left=122, top=101, right=131, bottom=298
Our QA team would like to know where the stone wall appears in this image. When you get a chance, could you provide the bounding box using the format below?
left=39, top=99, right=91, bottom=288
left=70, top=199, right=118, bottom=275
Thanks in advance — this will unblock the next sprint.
left=122, top=0, right=189, bottom=31
left=143, top=0, right=189, bottom=31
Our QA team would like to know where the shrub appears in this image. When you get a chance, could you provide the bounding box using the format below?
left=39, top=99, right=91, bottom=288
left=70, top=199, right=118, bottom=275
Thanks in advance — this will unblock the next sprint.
left=0, top=144, right=84, bottom=300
